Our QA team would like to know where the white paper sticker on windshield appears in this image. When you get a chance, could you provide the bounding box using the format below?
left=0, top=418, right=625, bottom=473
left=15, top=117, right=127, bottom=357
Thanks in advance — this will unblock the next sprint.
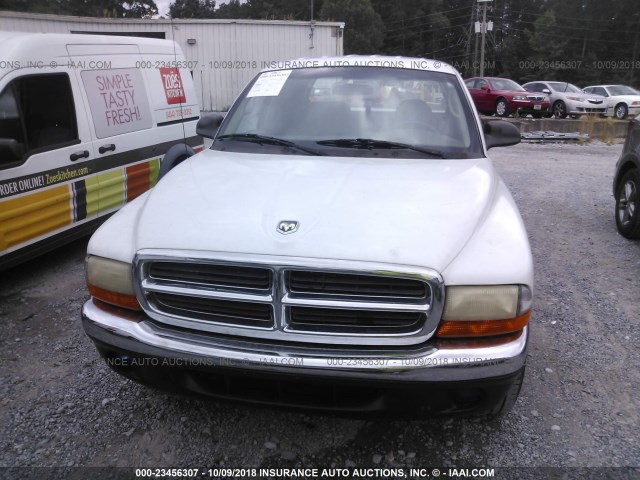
left=247, top=70, right=292, bottom=97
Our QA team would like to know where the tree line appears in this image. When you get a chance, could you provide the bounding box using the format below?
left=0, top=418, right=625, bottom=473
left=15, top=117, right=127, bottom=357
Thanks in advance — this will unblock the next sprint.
left=2, top=0, right=639, bottom=86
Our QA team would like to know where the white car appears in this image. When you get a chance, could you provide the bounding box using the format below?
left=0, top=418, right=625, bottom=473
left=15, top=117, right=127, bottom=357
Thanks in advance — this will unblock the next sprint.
left=82, top=57, right=534, bottom=416
left=583, top=85, right=640, bottom=120
left=523, top=80, right=606, bottom=118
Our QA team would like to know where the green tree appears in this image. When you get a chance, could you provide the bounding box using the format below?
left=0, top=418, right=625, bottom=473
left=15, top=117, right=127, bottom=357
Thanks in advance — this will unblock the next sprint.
left=0, top=0, right=158, bottom=17
left=373, top=0, right=451, bottom=58
left=320, top=0, right=383, bottom=54
left=122, top=0, right=159, bottom=18
left=214, top=0, right=250, bottom=19
left=216, top=0, right=319, bottom=21
left=0, top=0, right=60, bottom=14
left=169, top=0, right=216, bottom=19
left=490, top=0, right=545, bottom=81
left=526, top=10, right=569, bottom=79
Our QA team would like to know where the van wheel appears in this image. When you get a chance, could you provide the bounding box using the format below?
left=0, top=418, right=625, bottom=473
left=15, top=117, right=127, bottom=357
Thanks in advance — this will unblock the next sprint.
left=158, top=144, right=196, bottom=181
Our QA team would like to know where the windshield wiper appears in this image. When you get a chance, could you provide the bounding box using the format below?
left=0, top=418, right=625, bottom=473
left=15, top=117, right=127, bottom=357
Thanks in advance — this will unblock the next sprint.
left=217, top=133, right=323, bottom=156
left=316, top=138, right=445, bottom=158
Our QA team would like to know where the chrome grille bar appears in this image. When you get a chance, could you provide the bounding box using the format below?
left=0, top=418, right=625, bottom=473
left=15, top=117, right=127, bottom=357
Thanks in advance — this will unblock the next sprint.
left=134, top=250, right=444, bottom=346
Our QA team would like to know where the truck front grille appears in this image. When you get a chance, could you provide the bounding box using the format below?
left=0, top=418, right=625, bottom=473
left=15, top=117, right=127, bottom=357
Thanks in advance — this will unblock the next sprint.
left=287, top=306, right=425, bottom=334
left=135, top=252, right=443, bottom=347
left=150, top=292, right=274, bottom=328
left=287, top=270, right=428, bottom=299
left=149, top=262, right=272, bottom=292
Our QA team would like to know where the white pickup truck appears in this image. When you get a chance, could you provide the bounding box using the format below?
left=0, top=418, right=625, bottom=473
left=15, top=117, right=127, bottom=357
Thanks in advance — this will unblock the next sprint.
left=82, top=56, right=533, bottom=416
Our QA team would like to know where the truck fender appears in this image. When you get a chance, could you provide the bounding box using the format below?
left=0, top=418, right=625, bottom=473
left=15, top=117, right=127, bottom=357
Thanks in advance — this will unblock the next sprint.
left=158, top=143, right=196, bottom=181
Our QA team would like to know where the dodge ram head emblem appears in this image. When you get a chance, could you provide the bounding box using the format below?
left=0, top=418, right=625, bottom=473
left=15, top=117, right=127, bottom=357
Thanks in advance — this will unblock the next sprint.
left=277, top=220, right=299, bottom=234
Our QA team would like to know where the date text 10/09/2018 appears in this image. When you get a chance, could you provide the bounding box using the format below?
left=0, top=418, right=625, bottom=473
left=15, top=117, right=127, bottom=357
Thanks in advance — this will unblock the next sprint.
left=519, top=60, right=640, bottom=70
left=324, top=358, right=500, bottom=367
left=134, top=467, right=496, bottom=478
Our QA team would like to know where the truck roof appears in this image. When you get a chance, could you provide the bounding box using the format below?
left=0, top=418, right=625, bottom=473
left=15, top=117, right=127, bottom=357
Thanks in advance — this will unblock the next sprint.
left=259, top=55, right=458, bottom=75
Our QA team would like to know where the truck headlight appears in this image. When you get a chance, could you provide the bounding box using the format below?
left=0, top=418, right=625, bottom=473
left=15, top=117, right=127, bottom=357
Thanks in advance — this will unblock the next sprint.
left=86, top=256, right=141, bottom=311
left=436, top=285, right=532, bottom=337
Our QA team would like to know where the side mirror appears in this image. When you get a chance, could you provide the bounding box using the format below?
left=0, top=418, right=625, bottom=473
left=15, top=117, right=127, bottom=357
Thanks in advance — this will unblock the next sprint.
left=542, top=88, right=551, bottom=94
left=483, top=120, right=521, bottom=149
left=196, top=113, right=224, bottom=139
left=480, top=85, right=490, bottom=92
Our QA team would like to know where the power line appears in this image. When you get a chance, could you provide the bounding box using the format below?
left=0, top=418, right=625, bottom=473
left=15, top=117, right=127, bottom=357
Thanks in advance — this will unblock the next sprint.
left=382, top=5, right=473, bottom=27
left=384, top=14, right=472, bottom=34
left=506, top=26, right=635, bottom=46
left=514, top=7, right=640, bottom=26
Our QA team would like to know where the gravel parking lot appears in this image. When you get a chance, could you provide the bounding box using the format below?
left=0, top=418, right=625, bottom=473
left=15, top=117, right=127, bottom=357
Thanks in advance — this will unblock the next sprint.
left=1, top=141, right=639, bottom=479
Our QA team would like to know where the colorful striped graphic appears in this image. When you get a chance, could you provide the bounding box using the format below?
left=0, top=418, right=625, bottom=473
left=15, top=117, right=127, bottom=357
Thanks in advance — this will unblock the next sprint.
left=126, top=162, right=151, bottom=202
left=0, top=185, right=70, bottom=251
left=0, top=158, right=161, bottom=254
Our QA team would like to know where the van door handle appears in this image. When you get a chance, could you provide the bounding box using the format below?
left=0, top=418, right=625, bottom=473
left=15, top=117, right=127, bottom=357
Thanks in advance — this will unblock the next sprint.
left=99, top=144, right=116, bottom=154
left=70, top=150, right=90, bottom=162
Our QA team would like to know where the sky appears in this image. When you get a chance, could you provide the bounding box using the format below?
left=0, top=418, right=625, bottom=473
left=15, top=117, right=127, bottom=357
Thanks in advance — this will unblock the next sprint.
left=156, top=0, right=171, bottom=17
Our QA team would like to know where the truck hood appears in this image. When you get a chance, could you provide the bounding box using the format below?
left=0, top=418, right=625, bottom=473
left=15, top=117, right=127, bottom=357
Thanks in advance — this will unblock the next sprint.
left=133, top=150, right=499, bottom=273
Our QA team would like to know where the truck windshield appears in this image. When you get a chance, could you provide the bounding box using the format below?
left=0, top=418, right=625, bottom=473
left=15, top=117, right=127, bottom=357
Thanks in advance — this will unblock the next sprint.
left=213, top=66, right=483, bottom=159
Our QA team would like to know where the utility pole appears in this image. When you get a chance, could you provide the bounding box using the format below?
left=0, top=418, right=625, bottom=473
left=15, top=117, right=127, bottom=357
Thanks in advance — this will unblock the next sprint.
left=473, top=4, right=479, bottom=76
left=477, top=0, right=492, bottom=77
left=464, top=5, right=476, bottom=77
left=309, top=0, right=315, bottom=50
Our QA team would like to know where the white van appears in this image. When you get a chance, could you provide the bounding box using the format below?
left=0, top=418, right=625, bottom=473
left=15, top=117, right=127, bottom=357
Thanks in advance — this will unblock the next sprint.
left=0, top=32, right=203, bottom=270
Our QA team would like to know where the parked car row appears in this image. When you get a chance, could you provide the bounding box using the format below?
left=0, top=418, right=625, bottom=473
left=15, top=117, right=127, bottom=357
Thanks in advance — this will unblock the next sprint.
left=465, top=76, right=640, bottom=120
left=465, top=77, right=551, bottom=118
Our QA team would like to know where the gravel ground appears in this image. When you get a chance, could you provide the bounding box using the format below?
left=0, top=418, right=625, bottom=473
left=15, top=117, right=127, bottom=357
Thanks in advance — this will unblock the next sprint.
left=1, top=141, right=639, bottom=479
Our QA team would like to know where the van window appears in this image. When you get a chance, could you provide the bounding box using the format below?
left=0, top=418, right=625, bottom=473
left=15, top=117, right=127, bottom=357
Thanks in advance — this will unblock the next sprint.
left=0, top=73, right=79, bottom=170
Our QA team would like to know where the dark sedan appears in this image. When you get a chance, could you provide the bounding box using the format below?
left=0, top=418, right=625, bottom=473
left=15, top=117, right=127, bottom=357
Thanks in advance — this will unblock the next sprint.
left=465, top=77, right=551, bottom=118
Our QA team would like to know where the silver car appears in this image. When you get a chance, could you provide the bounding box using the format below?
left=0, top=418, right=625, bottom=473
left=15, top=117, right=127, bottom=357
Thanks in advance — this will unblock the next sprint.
left=523, top=81, right=606, bottom=118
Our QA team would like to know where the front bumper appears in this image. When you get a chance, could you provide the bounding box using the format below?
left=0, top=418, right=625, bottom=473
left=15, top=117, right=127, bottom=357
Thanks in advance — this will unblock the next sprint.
left=510, top=100, right=551, bottom=114
left=82, top=300, right=529, bottom=413
left=566, top=100, right=606, bottom=115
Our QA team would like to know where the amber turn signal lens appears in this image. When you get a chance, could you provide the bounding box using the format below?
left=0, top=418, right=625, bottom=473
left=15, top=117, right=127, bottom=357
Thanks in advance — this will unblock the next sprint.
left=436, top=310, right=531, bottom=338
left=88, top=284, right=142, bottom=311
left=92, top=298, right=144, bottom=322
left=436, top=330, right=523, bottom=349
